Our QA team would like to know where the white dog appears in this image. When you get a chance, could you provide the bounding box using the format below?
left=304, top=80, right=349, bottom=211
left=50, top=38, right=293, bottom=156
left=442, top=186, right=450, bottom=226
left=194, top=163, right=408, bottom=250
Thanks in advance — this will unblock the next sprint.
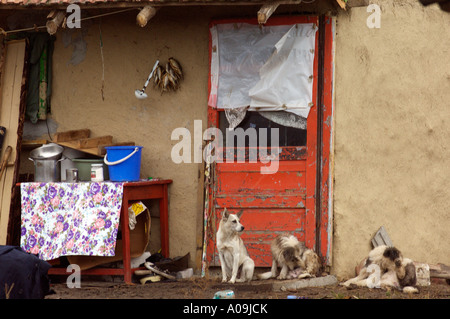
left=258, top=233, right=321, bottom=280
left=216, top=208, right=255, bottom=283
left=341, top=245, right=418, bottom=293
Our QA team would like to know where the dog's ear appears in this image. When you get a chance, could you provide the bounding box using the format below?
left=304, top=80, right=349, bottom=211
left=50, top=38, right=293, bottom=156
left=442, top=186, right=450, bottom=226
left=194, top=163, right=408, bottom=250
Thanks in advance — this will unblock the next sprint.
left=383, top=247, right=401, bottom=261
left=237, top=210, right=244, bottom=219
left=222, top=208, right=229, bottom=221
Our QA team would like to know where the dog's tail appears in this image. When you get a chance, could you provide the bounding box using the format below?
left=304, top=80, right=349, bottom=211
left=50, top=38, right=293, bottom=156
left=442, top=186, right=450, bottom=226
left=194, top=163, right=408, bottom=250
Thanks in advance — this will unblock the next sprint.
left=257, top=271, right=274, bottom=280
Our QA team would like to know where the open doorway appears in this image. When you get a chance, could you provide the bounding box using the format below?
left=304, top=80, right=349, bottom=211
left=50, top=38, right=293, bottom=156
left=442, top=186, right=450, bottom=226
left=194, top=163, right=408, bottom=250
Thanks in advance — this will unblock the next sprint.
left=204, top=15, right=335, bottom=268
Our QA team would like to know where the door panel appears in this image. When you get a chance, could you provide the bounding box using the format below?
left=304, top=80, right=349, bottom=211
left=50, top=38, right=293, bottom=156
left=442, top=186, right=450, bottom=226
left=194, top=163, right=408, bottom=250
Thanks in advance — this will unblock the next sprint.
left=206, top=16, right=321, bottom=268
left=210, top=151, right=312, bottom=266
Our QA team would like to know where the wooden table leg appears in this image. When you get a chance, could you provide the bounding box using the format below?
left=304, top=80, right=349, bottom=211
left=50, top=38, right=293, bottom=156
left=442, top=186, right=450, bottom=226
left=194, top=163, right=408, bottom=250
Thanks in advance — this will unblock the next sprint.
left=121, top=193, right=132, bottom=284
left=160, top=183, right=169, bottom=258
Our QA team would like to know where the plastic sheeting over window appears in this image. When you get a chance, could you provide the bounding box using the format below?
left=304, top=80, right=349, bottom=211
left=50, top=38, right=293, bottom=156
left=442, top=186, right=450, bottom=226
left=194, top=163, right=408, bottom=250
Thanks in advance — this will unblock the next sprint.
left=209, top=22, right=317, bottom=122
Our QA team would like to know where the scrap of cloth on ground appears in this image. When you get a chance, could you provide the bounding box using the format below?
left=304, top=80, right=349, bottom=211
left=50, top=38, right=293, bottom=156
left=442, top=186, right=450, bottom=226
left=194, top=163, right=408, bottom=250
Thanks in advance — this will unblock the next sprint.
left=0, top=245, right=51, bottom=299
left=20, top=182, right=124, bottom=261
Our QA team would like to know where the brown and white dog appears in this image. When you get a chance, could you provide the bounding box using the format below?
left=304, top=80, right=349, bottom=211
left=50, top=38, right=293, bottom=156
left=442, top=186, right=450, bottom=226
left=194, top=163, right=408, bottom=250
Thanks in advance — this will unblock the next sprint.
left=341, top=245, right=418, bottom=293
left=258, top=233, right=321, bottom=280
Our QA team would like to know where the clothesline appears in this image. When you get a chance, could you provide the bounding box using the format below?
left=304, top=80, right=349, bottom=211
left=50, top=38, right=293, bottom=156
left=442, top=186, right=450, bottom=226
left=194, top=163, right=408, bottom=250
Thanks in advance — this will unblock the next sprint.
left=0, top=8, right=138, bottom=36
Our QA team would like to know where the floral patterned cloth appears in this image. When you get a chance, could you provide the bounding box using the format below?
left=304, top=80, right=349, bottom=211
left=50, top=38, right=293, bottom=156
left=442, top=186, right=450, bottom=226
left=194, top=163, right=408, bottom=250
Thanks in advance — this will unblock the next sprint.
left=20, top=182, right=124, bottom=261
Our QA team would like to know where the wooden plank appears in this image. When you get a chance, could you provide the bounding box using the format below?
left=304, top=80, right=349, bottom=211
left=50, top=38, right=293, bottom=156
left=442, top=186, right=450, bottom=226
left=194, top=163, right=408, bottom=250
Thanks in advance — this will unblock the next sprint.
left=217, top=160, right=306, bottom=172
left=0, top=40, right=25, bottom=245
left=335, top=0, right=347, bottom=9
left=216, top=170, right=306, bottom=194
left=73, top=135, right=113, bottom=149
left=57, top=140, right=136, bottom=156
left=257, top=1, right=281, bottom=25
left=304, top=16, right=320, bottom=251
left=371, top=226, right=394, bottom=248
left=216, top=193, right=307, bottom=208
left=240, top=210, right=305, bottom=232
left=429, top=263, right=450, bottom=280
left=318, top=16, right=335, bottom=266
left=53, top=129, right=90, bottom=142
left=56, top=141, right=100, bottom=156
left=0, top=41, right=6, bottom=108
left=0, top=146, right=12, bottom=180
left=22, top=139, right=48, bottom=147
left=215, top=208, right=305, bottom=230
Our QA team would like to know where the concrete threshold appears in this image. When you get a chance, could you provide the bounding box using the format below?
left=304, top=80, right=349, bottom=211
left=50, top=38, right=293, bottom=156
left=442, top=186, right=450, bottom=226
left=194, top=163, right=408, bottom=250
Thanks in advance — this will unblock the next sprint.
left=212, top=275, right=338, bottom=293
left=271, top=275, right=338, bottom=291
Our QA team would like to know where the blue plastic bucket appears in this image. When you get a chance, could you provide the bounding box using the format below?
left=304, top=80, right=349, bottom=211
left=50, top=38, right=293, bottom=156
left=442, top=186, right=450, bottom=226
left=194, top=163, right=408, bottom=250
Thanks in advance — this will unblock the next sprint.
left=104, top=146, right=143, bottom=182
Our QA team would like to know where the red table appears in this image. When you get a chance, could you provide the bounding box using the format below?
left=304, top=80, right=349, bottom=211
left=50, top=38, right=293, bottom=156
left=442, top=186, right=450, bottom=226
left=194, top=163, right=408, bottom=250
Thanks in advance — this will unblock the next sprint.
left=38, top=179, right=172, bottom=284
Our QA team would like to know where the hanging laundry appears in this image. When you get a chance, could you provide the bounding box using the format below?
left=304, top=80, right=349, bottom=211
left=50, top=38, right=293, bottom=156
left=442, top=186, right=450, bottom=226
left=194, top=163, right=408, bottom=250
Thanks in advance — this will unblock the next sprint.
left=26, top=33, right=55, bottom=123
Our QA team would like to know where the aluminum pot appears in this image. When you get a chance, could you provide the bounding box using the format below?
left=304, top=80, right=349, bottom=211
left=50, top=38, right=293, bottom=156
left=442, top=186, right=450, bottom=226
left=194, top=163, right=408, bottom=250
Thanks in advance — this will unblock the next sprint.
left=29, top=143, right=64, bottom=160
left=29, top=143, right=64, bottom=182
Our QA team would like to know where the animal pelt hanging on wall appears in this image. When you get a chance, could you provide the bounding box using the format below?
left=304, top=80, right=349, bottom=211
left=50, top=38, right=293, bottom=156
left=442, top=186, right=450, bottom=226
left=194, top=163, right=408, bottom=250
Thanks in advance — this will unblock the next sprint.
left=153, top=57, right=183, bottom=93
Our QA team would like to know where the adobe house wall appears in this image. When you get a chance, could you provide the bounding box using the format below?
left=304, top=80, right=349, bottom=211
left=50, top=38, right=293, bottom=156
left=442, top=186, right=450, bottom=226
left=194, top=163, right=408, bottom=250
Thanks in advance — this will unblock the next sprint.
left=333, top=0, right=450, bottom=278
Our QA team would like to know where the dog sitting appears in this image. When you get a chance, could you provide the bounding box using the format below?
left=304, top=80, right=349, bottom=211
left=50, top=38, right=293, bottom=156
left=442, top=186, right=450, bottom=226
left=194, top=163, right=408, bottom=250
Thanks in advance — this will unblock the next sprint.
left=258, top=233, right=321, bottom=280
left=341, top=245, right=418, bottom=293
left=216, top=208, right=255, bottom=283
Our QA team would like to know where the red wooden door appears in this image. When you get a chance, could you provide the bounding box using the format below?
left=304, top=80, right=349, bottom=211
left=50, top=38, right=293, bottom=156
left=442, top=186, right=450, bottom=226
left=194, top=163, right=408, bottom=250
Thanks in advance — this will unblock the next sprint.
left=206, top=16, right=322, bottom=267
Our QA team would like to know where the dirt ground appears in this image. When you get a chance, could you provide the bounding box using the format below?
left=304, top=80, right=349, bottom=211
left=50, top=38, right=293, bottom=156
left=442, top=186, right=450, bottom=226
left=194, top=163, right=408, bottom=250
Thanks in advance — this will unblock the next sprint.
left=45, top=275, right=450, bottom=300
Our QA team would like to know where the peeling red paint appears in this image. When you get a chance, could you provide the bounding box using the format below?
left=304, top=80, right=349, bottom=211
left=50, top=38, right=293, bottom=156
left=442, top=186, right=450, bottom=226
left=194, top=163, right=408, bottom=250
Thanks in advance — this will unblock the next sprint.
left=205, top=15, right=336, bottom=268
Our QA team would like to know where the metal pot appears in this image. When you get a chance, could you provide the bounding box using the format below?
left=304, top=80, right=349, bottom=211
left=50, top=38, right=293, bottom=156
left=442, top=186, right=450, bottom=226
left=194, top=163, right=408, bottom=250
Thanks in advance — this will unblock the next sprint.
left=29, top=143, right=64, bottom=160
left=29, top=143, right=65, bottom=182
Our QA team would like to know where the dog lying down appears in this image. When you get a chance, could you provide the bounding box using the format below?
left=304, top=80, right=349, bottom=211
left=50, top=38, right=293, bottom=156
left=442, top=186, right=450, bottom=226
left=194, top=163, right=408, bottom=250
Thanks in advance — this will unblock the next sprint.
left=258, top=233, right=321, bottom=280
left=341, top=245, right=419, bottom=294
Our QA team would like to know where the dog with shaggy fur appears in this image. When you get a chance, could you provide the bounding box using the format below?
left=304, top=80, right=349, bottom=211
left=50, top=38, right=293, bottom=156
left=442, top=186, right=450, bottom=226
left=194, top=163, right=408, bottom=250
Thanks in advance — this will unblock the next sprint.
left=258, top=233, right=321, bottom=280
left=341, top=245, right=418, bottom=293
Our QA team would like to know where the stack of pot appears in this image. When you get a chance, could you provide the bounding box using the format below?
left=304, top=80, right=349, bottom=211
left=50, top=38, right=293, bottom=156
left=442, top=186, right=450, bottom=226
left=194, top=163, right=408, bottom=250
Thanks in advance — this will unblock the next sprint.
left=29, top=143, right=64, bottom=182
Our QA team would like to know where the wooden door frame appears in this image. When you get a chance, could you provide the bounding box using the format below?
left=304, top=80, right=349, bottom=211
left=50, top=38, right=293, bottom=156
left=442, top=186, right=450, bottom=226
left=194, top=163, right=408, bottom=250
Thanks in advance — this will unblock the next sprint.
left=317, top=15, right=335, bottom=266
left=205, top=15, right=335, bottom=266
left=0, top=39, right=29, bottom=246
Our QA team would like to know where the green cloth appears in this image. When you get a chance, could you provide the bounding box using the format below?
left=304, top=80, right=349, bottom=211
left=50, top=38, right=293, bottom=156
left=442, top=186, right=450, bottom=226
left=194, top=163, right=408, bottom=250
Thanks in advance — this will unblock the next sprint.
left=26, top=33, right=55, bottom=124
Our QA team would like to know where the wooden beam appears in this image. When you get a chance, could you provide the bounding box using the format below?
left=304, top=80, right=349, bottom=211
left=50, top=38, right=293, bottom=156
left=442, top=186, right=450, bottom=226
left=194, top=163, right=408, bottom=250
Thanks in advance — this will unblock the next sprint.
left=53, top=129, right=90, bottom=143
left=56, top=142, right=100, bottom=157
left=335, top=0, right=347, bottom=10
left=0, top=146, right=12, bottom=181
left=46, top=10, right=58, bottom=20
left=46, top=10, right=65, bottom=35
left=0, top=1, right=304, bottom=10
left=257, top=1, right=281, bottom=25
left=136, top=6, right=158, bottom=27
left=73, top=135, right=113, bottom=149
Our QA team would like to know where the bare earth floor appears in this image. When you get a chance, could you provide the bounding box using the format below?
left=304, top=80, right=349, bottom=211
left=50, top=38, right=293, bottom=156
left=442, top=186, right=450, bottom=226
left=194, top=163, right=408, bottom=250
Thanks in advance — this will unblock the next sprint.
left=46, top=276, right=450, bottom=300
